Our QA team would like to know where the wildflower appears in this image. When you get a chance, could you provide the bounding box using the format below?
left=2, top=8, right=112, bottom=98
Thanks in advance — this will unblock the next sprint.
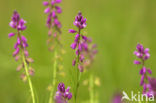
left=133, top=43, right=154, bottom=97
left=69, top=12, right=97, bottom=72
left=73, top=12, right=87, bottom=29
left=9, top=11, right=34, bottom=79
left=54, top=83, right=72, bottom=103
left=9, top=11, right=35, bottom=103
left=43, top=0, right=62, bottom=51
left=133, top=44, right=150, bottom=61
left=43, top=1, right=64, bottom=101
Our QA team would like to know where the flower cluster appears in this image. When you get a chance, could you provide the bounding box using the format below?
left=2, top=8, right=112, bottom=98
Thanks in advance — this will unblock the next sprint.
left=54, top=83, right=72, bottom=103
left=134, top=44, right=150, bottom=64
left=43, top=0, right=62, bottom=51
left=9, top=11, right=34, bottom=81
left=69, top=12, right=97, bottom=72
left=133, top=44, right=154, bottom=97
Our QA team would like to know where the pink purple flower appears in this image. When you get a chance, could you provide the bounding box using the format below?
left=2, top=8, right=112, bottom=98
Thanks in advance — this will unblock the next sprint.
left=9, top=11, right=34, bottom=80
left=43, top=0, right=62, bottom=51
left=133, top=44, right=150, bottom=61
left=133, top=43, right=155, bottom=97
left=73, top=12, right=87, bottom=29
left=69, top=12, right=97, bottom=72
left=9, top=11, right=28, bottom=57
left=54, top=83, right=72, bottom=103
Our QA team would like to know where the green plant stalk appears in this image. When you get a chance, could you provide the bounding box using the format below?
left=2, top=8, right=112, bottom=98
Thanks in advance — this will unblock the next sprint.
left=89, top=74, right=94, bottom=103
left=48, top=50, right=57, bottom=103
left=75, top=28, right=82, bottom=103
left=75, top=65, right=82, bottom=103
left=22, top=52, right=35, bottom=103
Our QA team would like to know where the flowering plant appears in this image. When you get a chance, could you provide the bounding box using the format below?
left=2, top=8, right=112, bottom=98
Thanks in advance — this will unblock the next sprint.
left=134, top=44, right=156, bottom=97
left=8, top=11, right=35, bottom=103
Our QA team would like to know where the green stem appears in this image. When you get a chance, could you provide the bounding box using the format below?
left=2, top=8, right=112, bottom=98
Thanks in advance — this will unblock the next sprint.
left=22, top=52, right=35, bottom=103
left=75, top=70, right=82, bottom=103
left=48, top=50, right=57, bottom=103
left=75, top=28, right=82, bottom=103
left=89, top=74, right=94, bottom=103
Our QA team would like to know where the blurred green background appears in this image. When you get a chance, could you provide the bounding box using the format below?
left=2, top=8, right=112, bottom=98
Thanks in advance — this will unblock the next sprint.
left=0, top=0, right=156, bottom=103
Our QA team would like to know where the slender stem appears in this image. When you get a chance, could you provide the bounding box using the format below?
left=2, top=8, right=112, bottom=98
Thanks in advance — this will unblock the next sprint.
left=89, top=74, right=94, bottom=103
left=17, top=28, right=35, bottom=103
left=75, top=28, right=82, bottom=103
left=22, top=52, right=35, bottom=103
left=75, top=71, right=81, bottom=103
left=49, top=50, right=57, bottom=103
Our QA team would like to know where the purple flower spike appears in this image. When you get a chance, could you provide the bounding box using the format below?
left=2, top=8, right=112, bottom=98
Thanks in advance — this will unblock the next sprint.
left=55, top=83, right=72, bottom=103
left=9, top=11, right=35, bottom=79
left=43, top=0, right=62, bottom=50
left=8, top=33, right=15, bottom=38
left=69, top=12, right=97, bottom=71
left=133, top=43, right=156, bottom=97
